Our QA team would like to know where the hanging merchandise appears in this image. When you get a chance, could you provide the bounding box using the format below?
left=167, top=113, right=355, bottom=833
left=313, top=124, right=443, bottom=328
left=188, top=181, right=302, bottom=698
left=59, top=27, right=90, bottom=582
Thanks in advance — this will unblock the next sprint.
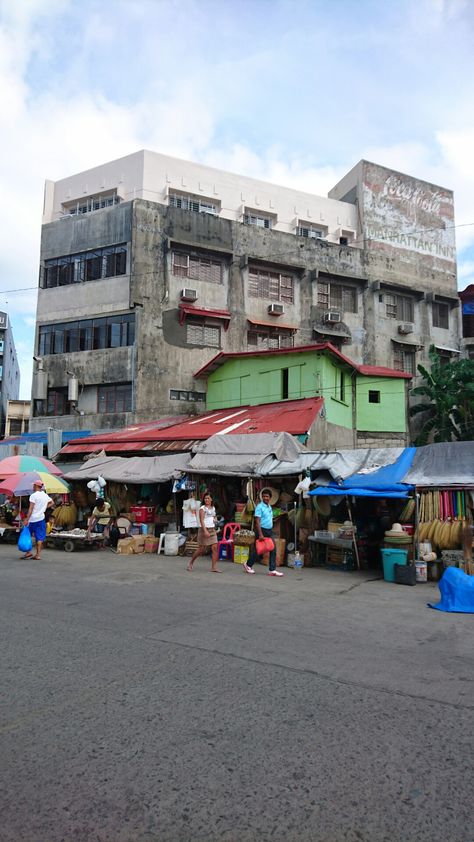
left=182, top=496, right=200, bottom=528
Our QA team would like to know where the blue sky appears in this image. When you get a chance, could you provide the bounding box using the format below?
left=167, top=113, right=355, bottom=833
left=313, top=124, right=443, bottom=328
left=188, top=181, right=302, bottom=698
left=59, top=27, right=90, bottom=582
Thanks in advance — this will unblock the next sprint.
left=0, top=0, right=473, bottom=397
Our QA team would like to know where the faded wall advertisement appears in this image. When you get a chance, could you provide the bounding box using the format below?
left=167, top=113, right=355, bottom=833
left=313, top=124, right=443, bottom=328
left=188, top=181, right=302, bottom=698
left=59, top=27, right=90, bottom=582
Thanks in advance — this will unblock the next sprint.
left=363, top=166, right=456, bottom=268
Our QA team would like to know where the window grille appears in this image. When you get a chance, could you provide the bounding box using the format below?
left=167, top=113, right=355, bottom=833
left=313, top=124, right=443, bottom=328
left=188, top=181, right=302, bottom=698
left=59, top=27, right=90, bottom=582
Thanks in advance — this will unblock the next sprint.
left=244, top=213, right=272, bottom=229
left=432, top=302, right=449, bottom=329
left=248, top=266, right=294, bottom=303
left=172, top=251, right=222, bottom=284
left=297, top=224, right=325, bottom=239
left=170, top=389, right=206, bottom=402
left=186, top=321, right=220, bottom=348
left=247, top=329, right=295, bottom=350
left=385, top=293, right=414, bottom=321
left=169, top=194, right=218, bottom=215
left=393, top=345, right=415, bottom=375
left=317, top=281, right=357, bottom=313
left=63, top=192, right=120, bottom=216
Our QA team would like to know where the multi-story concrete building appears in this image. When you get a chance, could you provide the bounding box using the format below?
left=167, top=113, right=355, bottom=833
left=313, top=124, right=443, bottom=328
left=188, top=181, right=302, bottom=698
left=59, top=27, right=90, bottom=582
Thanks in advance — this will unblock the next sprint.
left=30, top=150, right=461, bottom=433
left=0, top=312, right=20, bottom=436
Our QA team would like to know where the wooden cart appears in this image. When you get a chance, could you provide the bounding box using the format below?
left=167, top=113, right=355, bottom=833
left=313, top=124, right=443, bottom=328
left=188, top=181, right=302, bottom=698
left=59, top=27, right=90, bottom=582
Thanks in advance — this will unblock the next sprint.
left=44, top=530, right=106, bottom=553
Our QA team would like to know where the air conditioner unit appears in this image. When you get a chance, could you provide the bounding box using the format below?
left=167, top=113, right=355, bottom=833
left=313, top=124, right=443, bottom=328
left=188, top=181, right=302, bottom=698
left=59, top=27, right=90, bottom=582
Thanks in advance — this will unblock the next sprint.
left=323, top=311, right=342, bottom=324
left=180, top=288, right=198, bottom=302
left=268, top=303, right=284, bottom=315
left=398, top=323, right=414, bottom=335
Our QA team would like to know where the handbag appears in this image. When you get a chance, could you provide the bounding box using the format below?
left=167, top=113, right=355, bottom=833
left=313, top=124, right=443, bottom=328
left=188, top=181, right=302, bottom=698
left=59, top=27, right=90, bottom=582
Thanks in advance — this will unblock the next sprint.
left=255, top=538, right=266, bottom=555
left=18, top=526, right=33, bottom=553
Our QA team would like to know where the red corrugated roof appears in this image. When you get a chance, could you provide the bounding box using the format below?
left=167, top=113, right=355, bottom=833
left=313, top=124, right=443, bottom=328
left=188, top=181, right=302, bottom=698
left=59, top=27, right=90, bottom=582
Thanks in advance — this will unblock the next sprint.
left=357, top=364, right=412, bottom=379
left=247, top=318, right=298, bottom=330
left=178, top=303, right=231, bottom=327
left=147, top=397, right=324, bottom=440
left=59, top=398, right=324, bottom=456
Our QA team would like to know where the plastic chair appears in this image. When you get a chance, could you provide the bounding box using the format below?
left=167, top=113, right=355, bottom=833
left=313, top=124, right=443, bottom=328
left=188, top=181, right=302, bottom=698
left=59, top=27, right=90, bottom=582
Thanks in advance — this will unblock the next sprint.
left=116, top=517, right=132, bottom=537
left=217, top=522, right=241, bottom=561
left=157, top=533, right=166, bottom=555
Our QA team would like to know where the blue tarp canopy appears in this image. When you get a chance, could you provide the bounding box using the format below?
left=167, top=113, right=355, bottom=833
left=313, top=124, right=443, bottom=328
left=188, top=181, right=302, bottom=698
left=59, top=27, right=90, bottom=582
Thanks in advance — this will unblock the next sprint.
left=309, top=447, right=416, bottom=498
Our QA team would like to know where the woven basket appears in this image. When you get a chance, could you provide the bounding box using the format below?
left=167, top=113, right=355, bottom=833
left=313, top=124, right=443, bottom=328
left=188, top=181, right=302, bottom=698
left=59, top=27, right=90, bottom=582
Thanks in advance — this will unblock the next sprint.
left=234, top=533, right=255, bottom=547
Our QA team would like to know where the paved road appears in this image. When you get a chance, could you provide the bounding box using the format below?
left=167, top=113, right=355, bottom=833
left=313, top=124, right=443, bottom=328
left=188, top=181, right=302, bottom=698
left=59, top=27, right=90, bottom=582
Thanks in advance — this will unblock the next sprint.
left=1, top=543, right=473, bottom=842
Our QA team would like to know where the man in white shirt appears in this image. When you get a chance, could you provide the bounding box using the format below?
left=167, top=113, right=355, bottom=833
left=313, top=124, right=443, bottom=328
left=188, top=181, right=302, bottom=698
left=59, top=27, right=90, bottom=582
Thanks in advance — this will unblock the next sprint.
left=23, top=480, right=54, bottom=560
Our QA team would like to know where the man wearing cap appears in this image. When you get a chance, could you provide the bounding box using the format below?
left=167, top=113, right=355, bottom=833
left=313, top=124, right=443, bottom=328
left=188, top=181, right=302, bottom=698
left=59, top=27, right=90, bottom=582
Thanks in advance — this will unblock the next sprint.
left=244, top=489, right=283, bottom=577
left=22, top=480, right=54, bottom=560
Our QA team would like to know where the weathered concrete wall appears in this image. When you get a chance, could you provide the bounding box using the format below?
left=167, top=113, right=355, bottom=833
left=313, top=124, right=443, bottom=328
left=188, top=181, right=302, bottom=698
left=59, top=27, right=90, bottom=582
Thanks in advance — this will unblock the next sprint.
left=31, top=195, right=462, bottom=437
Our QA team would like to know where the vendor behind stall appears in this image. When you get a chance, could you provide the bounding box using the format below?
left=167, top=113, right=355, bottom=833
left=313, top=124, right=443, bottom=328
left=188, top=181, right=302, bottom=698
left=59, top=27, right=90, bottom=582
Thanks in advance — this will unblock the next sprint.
left=87, top=499, right=113, bottom=537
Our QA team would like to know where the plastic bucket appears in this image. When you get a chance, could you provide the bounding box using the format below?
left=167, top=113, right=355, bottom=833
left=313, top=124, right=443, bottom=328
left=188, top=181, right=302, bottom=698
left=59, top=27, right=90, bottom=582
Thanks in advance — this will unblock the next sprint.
left=381, top=548, right=408, bottom=583
left=164, top=532, right=179, bottom=556
left=415, top=560, right=428, bottom=583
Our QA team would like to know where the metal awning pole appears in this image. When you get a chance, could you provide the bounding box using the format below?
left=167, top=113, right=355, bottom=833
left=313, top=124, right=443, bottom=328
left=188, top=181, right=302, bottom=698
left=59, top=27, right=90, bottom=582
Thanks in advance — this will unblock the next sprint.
left=346, top=496, right=360, bottom=570
left=415, top=491, right=420, bottom=563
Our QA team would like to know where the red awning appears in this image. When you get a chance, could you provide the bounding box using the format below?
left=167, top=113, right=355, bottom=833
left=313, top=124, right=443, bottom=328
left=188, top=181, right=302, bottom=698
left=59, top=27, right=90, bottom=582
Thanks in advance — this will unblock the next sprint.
left=247, top=318, right=298, bottom=331
left=179, top=303, right=231, bottom=330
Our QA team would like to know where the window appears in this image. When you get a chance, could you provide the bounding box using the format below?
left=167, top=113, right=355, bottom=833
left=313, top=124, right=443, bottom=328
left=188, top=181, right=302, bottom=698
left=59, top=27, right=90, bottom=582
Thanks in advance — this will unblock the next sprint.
left=317, top=281, right=357, bottom=313
left=338, top=371, right=345, bottom=403
left=42, top=244, right=127, bottom=288
left=385, top=293, right=414, bottom=322
left=247, top=327, right=295, bottom=350
left=248, top=266, right=294, bottom=303
left=393, top=345, right=416, bottom=375
left=169, top=193, right=218, bottom=215
left=63, top=191, right=120, bottom=216
left=297, top=222, right=327, bottom=239
left=170, top=389, right=206, bottom=402
left=46, top=388, right=69, bottom=416
left=98, top=383, right=132, bottom=414
left=368, top=390, right=380, bottom=403
left=432, top=302, right=449, bottom=329
left=171, top=250, right=223, bottom=284
left=244, top=212, right=273, bottom=229
left=38, top=313, right=135, bottom=355
left=282, top=368, right=289, bottom=400
left=186, top=320, right=220, bottom=348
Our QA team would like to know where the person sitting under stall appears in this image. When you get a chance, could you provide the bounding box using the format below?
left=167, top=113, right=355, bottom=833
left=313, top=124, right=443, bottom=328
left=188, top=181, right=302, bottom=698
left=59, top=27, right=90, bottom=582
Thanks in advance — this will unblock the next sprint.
left=87, top=499, right=113, bottom=541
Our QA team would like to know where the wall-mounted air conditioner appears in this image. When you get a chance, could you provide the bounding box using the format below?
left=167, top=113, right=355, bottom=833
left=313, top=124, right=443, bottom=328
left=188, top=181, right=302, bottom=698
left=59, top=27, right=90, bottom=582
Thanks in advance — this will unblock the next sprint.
left=181, top=288, right=198, bottom=302
left=268, top=303, right=284, bottom=315
left=398, top=323, right=414, bottom=335
left=323, top=311, right=342, bottom=324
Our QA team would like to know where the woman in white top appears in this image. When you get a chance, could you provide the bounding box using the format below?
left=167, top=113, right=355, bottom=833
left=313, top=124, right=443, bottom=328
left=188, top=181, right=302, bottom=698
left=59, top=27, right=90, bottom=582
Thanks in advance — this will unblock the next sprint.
left=187, top=492, right=221, bottom=572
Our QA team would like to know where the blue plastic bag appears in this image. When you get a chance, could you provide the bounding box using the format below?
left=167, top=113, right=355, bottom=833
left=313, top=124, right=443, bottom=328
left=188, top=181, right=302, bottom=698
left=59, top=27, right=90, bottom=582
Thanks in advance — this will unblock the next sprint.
left=18, top=525, right=33, bottom=553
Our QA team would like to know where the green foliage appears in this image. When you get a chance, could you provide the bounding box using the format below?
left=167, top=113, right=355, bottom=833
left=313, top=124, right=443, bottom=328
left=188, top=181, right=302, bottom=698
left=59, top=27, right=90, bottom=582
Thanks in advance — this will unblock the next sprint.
left=409, top=346, right=474, bottom=444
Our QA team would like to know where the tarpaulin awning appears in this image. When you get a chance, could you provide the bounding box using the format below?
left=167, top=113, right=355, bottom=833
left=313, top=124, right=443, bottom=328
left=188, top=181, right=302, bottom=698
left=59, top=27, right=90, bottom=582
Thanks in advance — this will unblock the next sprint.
left=309, top=448, right=416, bottom=498
left=63, top=453, right=192, bottom=483
left=188, top=432, right=307, bottom=476
left=403, top=441, right=474, bottom=488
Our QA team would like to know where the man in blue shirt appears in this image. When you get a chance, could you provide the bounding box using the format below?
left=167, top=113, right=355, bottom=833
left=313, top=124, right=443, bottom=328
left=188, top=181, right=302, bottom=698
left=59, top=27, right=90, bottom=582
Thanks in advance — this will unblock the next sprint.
left=244, top=489, right=283, bottom=577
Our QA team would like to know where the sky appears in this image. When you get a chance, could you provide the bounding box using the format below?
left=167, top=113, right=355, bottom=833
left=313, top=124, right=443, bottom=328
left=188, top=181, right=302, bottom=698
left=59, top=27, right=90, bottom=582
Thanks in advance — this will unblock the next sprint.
left=0, top=0, right=473, bottom=399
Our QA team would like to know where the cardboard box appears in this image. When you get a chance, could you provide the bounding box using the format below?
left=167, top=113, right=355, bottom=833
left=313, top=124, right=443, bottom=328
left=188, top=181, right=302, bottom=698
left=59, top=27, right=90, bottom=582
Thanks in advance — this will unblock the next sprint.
left=116, top=536, right=146, bottom=554
left=144, top=537, right=159, bottom=553
left=328, top=522, right=344, bottom=534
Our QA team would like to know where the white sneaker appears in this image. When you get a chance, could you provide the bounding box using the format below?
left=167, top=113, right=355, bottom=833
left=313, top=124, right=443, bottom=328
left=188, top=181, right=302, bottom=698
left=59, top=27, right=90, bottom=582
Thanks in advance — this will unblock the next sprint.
left=268, top=570, right=284, bottom=577
left=243, top=563, right=255, bottom=574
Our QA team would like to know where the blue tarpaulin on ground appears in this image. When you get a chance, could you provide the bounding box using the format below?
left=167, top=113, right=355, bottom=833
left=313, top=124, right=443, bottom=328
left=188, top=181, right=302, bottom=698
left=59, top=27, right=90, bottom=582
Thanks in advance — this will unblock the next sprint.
left=309, top=447, right=416, bottom=498
left=429, top=567, right=474, bottom=613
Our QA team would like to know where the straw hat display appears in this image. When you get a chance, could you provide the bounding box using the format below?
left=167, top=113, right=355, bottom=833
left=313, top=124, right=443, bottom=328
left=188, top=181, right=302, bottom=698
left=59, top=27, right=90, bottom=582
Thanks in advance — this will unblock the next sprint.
left=259, top=486, right=280, bottom=506
left=384, top=523, right=412, bottom=543
left=312, top=496, right=331, bottom=516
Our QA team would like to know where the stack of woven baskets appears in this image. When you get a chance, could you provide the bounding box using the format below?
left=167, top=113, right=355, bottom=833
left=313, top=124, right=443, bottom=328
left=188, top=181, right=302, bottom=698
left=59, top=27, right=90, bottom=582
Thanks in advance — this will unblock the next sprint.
left=384, top=523, right=412, bottom=547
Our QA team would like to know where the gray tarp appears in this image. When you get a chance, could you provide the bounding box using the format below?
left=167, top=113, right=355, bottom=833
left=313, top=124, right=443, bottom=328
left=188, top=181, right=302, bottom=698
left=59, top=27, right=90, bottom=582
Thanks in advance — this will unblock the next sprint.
left=403, top=441, right=474, bottom=487
left=189, top=432, right=307, bottom=476
left=64, top=453, right=191, bottom=484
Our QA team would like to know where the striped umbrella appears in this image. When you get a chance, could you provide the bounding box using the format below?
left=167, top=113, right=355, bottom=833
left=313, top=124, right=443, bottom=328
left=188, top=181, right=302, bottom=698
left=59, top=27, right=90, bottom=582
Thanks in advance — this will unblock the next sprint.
left=0, top=455, right=63, bottom=477
left=0, top=471, right=70, bottom=496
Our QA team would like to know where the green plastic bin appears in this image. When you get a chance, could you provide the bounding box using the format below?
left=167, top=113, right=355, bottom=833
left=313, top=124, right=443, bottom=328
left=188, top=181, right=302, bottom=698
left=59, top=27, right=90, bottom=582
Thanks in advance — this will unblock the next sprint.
left=381, top=548, right=408, bottom=582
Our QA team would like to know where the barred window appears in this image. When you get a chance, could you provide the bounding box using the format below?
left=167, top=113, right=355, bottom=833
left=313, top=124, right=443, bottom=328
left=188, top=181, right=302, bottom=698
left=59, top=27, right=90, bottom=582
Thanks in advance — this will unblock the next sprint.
left=170, top=389, right=206, bottom=402
left=385, top=293, right=414, bottom=321
left=169, top=193, right=218, bottom=215
left=393, top=345, right=416, bottom=375
left=432, top=302, right=449, bottom=329
left=248, top=267, right=294, bottom=303
left=297, top=223, right=327, bottom=239
left=244, top=212, right=273, bottom=229
left=247, top=328, right=295, bottom=350
left=317, top=281, right=357, bottom=313
left=171, top=251, right=223, bottom=284
left=186, top=320, right=220, bottom=348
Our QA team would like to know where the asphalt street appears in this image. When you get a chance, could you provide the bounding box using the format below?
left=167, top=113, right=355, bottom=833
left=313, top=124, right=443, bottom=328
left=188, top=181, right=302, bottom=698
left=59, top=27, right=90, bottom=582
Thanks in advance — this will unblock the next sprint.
left=1, top=542, right=473, bottom=842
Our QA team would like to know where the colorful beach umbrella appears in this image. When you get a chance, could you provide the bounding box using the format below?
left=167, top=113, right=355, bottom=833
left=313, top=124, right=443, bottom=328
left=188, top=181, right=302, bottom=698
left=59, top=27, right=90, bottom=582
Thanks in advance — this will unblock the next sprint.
left=0, top=471, right=70, bottom=496
left=0, top=455, right=63, bottom=477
